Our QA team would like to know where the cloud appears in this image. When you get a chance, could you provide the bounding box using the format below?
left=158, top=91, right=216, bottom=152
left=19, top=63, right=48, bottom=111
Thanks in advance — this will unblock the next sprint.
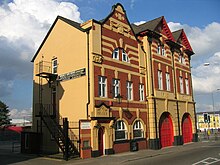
left=0, top=0, right=82, bottom=99
left=168, top=22, right=220, bottom=61
left=130, top=0, right=136, bottom=9
left=9, top=108, right=32, bottom=120
left=133, top=20, right=146, bottom=26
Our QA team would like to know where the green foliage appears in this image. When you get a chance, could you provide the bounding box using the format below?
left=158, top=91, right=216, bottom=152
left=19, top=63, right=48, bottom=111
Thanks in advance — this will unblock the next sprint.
left=0, top=101, right=11, bottom=126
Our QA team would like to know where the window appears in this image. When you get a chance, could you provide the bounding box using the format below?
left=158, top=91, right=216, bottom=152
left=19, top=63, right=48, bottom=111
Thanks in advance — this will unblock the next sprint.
left=179, top=53, right=185, bottom=64
left=179, top=77, right=184, bottom=94
left=115, top=120, right=127, bottom=140
left=122, top=49, right=129, bottom=62
left=52, top=58, right=58, bottom=74
left=112, top=79, right=120, bottom=98
left=112, top=48, right=119, bottom=60
left=166, top=73, right=170, bottom=91
left=161, top=46, right=165, bottom=56
left=133, top=120, right=144, bottom=138
left=157, top=44, right=161, bottom=54
left=127, top=81, right=133, bottom=100
left=158, top=70, right=163, bottom=90
left=98, top=76, right=107, bottom=97
left=139, top=84, right=144, bottom=101
left=185, top=79, right=189, bottom=95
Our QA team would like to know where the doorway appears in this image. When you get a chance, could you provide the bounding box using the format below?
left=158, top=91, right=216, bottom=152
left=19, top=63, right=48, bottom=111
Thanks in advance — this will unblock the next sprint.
left=98, top=127, right=105, bottom=156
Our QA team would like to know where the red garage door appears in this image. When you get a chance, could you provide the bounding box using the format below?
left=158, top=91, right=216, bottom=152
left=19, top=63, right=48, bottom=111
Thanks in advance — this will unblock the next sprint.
left=182, top=114, right=192, bottom=143
left=159, top=113, right=174, bottom=148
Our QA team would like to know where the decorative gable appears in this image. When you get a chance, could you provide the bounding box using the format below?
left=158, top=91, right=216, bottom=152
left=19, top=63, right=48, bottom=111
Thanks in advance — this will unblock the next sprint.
left=102, top=3, right=136, bottom=40
left=181, top=30, right=193, bottom=52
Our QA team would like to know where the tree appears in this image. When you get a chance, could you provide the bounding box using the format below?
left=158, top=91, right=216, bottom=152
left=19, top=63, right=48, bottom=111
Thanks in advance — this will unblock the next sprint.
left=0, top=101, right=11, bottom=126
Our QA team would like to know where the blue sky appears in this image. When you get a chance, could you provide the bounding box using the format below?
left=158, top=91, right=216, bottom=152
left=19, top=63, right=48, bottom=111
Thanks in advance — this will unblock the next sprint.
left=0, top=0, right=219, bottom=120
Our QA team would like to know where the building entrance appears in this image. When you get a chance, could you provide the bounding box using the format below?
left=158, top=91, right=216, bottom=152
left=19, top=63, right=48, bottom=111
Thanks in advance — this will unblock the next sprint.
left=98, top=127, right=105, bottom=156
left=182, top=114, right=193, bottom=143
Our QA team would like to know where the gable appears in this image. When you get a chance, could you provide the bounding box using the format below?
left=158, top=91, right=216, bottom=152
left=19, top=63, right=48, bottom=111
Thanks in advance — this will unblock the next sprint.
left=181, top=30, right=193, bottom=52
left=101, top=3, right=137, bottom=41
left=157, top=17, right=175, bottom=42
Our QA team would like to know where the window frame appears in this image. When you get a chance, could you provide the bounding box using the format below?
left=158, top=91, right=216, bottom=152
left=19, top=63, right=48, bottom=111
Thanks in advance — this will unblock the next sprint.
left=52, top=58, right=58, bottom=74
left=133, top=120, right=144, bottom=139
left=112, top=79, right=120, bottom=98
left=185, top=78, right=189, bottom=95
left=158, top=70, right=163, bottom=90
left=165, top=72, right=170, bottom=91
left=157, top=44, right=161, bottom=55
left=112, top=48, right=119, bottom=60
left=127, top=81, right=133, bottom=100
left=115, top=120, right=128, bottom=141
left=161, top=46, right=166, bottom=56
left=122, top=49, right=129, bottom=62
left=179, top=76, right=184, bottom=94
left=98, top=76, right=107, bottom=97
left=139, top=84, right=144, bottom=101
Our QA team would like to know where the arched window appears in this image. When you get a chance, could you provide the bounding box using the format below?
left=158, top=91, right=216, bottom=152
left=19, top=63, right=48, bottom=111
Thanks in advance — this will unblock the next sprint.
left=179, top=53, right=185, bottom=64
left=133, top=120, right=144, bottom=138
left=115, top=120, right=127, bottom=140
left=122, top=49, right=129, bottom=62
left=112, top=48, right=119, bottom=60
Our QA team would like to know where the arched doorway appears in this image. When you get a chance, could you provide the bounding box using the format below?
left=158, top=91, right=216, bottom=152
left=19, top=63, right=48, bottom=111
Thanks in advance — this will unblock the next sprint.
left=182, top=113, right=193, bottom=143
left=159, top=112, right=174, bottom=148
left=98, top=127, right=105, bottom=156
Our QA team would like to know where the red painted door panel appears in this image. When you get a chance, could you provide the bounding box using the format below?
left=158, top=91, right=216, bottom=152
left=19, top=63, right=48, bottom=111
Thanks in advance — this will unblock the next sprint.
left=160, top=115, right=173, bottom=148
left=98, top=127, right=104, bottom=156
left=182, top=116, right=192, bottom=143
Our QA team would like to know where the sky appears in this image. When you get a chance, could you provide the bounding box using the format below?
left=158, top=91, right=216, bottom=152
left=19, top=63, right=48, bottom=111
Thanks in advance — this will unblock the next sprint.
left=0, top=0, right=219, bottom=120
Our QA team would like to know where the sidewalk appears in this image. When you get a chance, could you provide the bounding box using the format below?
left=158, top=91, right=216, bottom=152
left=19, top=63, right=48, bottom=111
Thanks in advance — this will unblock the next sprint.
left=1, top=140, right=219, bottom=165
left=66, top=141, right=209, bottom=165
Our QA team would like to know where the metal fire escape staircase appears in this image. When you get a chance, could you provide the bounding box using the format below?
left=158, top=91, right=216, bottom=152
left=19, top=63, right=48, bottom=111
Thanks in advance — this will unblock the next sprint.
left=36, top=61, right=79, bottom=160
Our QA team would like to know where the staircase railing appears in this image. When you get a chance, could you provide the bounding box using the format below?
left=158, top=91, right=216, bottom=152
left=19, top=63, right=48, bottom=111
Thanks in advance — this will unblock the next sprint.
left=39, top=104, right=79, bottom=160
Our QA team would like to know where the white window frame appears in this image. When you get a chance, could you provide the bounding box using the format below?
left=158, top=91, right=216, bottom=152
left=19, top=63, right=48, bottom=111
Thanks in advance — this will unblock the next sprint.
left=166, top=72, right=170, bottom=91
left=157, top=44, right=161, bottom=54
left=158, top=70, right=163, bottom=90
left=122, top=49, right=129, bottom=62
left=112, top=79, right=120, bottom=98
left=139, top=84, right=144, bottom=101
left=98, top=76, right=107, bottom=97
left=133, top=120, right=144, bottom=139
left=52, top=58, right=58, bottom=74
left=127, top=81, right=133, bottom=100
left=179, top=53, right=185, bottom=64
left=115, top=120, right=127, bottom=141
left=185, top=78, right=189, bottom=95
left=112, top=48, right=119, bottom=60
left=161, top=46, right=166, bottom=56
left=179, top=77, right=184, bottom=94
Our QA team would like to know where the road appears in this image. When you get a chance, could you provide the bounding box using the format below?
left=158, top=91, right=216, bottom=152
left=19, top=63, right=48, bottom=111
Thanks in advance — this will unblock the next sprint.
left=123, top=142, right=220, bottom=165
left=1, top=141, right=220, bottom=165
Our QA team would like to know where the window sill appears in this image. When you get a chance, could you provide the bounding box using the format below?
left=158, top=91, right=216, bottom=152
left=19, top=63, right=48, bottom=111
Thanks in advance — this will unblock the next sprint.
left=114, top=139, right=129, bottom=144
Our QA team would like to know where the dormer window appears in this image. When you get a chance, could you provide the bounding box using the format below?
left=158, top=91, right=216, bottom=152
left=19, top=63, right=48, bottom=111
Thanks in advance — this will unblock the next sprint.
left=122, top=49, right=129, bottom=62
left=112, top=48, right=119, bottom=60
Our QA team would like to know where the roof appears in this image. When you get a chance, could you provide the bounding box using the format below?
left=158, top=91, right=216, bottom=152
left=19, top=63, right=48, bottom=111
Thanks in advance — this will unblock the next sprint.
left=172, top=29, right=182, bottom=41
left=131, top=16, right=163, bottom=34
left=31, top=16, right=90, bottom=62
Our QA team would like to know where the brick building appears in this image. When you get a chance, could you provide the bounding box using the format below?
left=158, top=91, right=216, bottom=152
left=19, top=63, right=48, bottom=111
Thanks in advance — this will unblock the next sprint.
left=28, top=3, right=197, bottom=159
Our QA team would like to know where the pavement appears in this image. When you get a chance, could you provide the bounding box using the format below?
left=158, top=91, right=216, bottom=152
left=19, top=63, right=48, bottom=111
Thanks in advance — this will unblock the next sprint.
left=1, top=133, right=220, bottom=165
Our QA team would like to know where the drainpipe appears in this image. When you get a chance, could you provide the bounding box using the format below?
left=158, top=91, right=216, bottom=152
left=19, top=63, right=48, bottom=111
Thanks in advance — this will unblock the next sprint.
left=86, top=28, right=91, bottom=119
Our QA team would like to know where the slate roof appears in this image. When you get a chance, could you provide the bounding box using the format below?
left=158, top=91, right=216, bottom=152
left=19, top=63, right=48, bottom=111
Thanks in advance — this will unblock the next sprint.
left=131, top=16, right=163, bottom=34
left=172, top=29, right=183, bottom=42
